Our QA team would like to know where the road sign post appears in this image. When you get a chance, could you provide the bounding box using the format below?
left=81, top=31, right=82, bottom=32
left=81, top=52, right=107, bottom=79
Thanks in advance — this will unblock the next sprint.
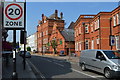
left=12, top=29, right=18, bottom=79
left=3, top=1, right=26, bottom=79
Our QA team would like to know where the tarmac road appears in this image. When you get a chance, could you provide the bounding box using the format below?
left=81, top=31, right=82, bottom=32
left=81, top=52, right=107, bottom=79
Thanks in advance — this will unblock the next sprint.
left=28, top=54, right=107, bottom=80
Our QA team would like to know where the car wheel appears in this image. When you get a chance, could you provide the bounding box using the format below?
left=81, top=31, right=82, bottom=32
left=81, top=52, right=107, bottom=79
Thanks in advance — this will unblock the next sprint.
left=104, top=68, right=112, bottom=79
left=81, top=63, right=86, bottom=71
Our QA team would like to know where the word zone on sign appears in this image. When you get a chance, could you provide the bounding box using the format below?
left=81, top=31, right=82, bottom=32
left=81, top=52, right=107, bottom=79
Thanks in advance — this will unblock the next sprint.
left=4, top=2, right=24, bottom=28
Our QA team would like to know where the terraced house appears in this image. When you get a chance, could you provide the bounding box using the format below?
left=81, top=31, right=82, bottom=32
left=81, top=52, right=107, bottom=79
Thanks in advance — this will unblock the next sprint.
left=74, top=6, right=120, bottom=56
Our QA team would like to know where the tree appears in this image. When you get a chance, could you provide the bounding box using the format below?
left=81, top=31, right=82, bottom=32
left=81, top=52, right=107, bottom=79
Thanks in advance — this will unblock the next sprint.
left=50, top=39, right=58, bottom=55
left=27, top=46, right=31, bottom=51
left=18, top=48, right=21, bottom=52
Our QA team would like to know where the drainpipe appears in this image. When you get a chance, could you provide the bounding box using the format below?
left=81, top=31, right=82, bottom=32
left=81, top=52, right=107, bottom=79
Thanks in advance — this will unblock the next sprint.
left=82, top=22, right=85, bottom=50
left=110, top=17, right=112, bottom=50
left=98, top=16, right=101, bottom=49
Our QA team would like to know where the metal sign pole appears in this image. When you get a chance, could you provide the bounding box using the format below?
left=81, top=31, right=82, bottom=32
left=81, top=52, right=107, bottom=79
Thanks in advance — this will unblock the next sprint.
left=12, top=0, right=18, bottom=79
left=0, top=1, right=2, bottom=80
left=23, top=0, right=26, bottom=70
left=12, top=29, right=18, bottom=79
left=23, top=31, right=26, bottom=70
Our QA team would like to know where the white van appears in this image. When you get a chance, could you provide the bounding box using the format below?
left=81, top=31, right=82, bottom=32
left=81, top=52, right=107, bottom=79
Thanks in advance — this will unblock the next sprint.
left=79, top=49, right=120, bottom=78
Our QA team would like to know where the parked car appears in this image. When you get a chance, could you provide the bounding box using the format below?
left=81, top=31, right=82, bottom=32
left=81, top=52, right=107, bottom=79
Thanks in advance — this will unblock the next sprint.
left=79, top=49, right=120, bottom=79
left=59, top=50, right=65, bottom=56
left=19, top=51, right=31, bottom=58
left=71, top=53, right=77, bottom=57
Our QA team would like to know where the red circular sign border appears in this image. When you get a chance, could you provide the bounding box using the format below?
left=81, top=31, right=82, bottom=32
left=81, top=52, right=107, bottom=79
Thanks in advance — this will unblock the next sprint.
left=5, top=3, right=23, bottom=20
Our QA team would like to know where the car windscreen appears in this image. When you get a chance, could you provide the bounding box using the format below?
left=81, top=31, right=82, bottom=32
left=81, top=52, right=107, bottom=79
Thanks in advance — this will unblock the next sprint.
left=103, top=51, right=120, bottom=59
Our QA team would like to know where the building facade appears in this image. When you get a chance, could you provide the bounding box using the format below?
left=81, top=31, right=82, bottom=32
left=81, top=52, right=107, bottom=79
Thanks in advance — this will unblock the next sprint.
left=49, top=22, right=75, bottom=55
left=27, top=32, right=37, bottom=52
left=37, top=10, right=64, bottom=54
left=74, top=15, right=95, bottom=56
left=20, top=32, right=37, bottom=51
left=74, top=6, right=120, bottom=56
left=111, top=6, right=120, bottom=50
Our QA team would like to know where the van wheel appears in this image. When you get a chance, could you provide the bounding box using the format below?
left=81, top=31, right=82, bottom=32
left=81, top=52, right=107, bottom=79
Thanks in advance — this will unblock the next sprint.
left=104, top=68, right=112, bottom=79
left=81, top=64, right=86, bottom=71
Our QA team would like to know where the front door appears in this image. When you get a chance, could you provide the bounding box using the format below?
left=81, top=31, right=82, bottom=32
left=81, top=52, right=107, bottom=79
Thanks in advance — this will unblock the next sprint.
left=66, top=48, right=69, bottom=55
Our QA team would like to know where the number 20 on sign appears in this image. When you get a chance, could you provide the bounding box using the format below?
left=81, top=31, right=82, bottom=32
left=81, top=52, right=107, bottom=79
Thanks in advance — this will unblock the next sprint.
left=4, top=2, right=24, bottom=28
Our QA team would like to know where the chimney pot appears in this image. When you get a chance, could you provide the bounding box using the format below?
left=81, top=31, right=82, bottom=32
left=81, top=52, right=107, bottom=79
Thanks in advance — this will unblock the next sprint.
left=55, top=10, right=58, bottom=19
left=42, top=14, right=44, bottom=23
left=60, top=12, right=63, bottom=19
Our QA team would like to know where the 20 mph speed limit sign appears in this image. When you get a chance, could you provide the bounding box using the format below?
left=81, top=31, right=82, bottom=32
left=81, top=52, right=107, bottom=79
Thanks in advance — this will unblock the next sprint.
left=4, top=2, right=24, bottom=29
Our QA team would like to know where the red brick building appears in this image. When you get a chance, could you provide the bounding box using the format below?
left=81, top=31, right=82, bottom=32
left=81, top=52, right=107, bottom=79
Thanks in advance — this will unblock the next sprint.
left=37, top=10, right=64, bottom=54
left=37, top=10, right=75, bottom=55
left=49, top=22, right=75, bottom=55
left=111, top=6, right=120, bottom=50
left=74, top=6, right=120, bottom=56
left=74, top=15, right=95, bottom=56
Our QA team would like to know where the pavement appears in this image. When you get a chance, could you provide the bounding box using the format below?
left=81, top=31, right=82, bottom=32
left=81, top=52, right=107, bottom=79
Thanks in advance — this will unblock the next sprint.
left=0, top=57, right=2, bottom=80
left=2, top=52, right=79, bottom=80
left=2, top=53, right=36, bottom=80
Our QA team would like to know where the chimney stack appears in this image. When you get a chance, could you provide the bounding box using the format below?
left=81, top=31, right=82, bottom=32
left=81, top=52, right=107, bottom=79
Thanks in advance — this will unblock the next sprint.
left=55, top=10, right=58, bottom=19
left=42, top=14, right=44, bottom=23
left=60, top=12, right=63, bottom=19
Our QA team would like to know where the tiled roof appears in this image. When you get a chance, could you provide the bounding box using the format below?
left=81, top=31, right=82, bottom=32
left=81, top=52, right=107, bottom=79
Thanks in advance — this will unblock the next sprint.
left=49, top=13, right=61, bottom=19
left=68, top=22, right=74, bottom=29
left=60, top=29, right=74, bottom=41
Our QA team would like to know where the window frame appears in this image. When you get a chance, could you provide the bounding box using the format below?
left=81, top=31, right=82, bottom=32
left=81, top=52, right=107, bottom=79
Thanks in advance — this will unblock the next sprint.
left=85, top=40, right=89, bottom=49
left=85, top=25, right=89, bottom=33
left=96, top=51, right=105, bottom=60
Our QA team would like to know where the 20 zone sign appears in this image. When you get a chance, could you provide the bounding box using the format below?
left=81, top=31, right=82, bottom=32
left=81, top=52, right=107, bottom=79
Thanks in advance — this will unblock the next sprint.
left=4, top=2, right=24, bottom=28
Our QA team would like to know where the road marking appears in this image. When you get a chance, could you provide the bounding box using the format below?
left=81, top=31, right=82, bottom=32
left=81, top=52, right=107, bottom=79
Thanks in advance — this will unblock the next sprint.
left=27, top=59, right=46, bottom=80
left=71, top=68, right=102, bottom=80
left=53, top=62, right=64, bottom=67
left=95, top=76, right=104, bottom=78
left=42, top=59, right=52, bottom=62
left=70, top=62, right=77, bottom=64
left=47, top=60, right=52, bottom=62
left=40, top=57, right=65, bottom=67
left=46, top=59, right=52, bottom=62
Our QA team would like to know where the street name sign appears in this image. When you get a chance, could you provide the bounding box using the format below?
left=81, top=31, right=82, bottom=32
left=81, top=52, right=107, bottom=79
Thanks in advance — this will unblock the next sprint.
left=110, top=35, right=115, bottom=46
left=4, top=2, right=24, bottom=29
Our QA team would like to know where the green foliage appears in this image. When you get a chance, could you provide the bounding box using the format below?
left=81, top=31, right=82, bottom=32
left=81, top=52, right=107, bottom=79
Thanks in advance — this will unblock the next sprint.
left=18, top=48, right=21, bottom=51
left=27, top=46, right=31, bottom=51
left=47, top=42, right=50, bottom=46
left=51, top=40, right=58, bottom=49
left=51, top=39, right=58, bottom=54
